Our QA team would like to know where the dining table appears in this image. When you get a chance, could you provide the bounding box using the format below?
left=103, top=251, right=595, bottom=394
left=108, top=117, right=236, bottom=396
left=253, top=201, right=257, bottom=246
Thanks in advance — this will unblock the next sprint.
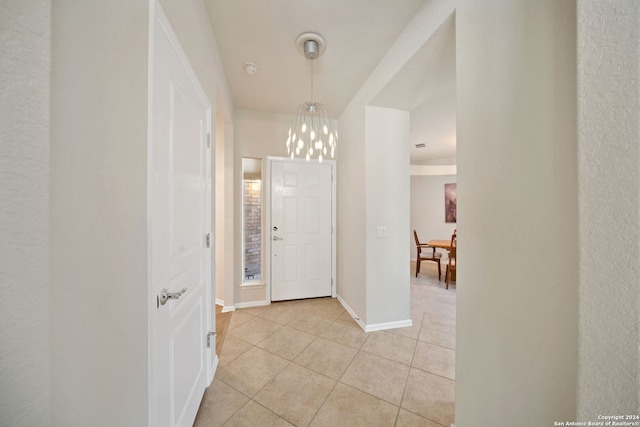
left=428, top=239, right=456, bottom=282
left=427, top=239, right=455, bottom=251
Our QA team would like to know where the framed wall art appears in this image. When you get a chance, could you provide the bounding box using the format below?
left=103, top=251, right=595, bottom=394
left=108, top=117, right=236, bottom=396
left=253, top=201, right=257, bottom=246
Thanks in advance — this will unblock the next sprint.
left=445, top=183, right=457, bottom=223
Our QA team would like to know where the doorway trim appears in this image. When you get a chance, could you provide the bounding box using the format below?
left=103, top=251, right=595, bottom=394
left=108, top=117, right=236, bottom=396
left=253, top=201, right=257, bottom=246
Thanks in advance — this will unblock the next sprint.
left=265, top=156, right=337, bottom=303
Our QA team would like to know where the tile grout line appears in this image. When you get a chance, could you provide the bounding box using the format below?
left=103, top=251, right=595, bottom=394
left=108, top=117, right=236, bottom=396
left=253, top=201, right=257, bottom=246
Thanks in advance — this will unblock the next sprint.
left=395, top=311, right=425, bottom=426
left=206, top=268, right=455, bottom=425
left=227, top=306, right=353, bottom=426
left=295, top=306, right=358, bottom=426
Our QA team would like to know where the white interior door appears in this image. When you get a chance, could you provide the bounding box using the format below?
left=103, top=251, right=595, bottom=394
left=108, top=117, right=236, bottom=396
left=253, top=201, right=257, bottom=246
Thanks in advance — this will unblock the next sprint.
left=149, top=4, right=211, bottom=427
left=270, top=159, right=334, bottom=301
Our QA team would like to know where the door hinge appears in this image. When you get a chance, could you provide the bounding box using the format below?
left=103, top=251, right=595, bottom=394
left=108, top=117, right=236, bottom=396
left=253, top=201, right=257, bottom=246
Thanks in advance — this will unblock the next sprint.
left=205, top=233, right=211, bottom=248
left=331, top=278, right=334, bottom=286
left=206, top=132, right=211, bottom=148
left=207, top=331, right=216, bottom=348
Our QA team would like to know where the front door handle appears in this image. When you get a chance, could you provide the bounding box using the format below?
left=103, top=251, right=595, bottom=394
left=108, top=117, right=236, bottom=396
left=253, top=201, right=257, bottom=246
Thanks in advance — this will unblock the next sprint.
left=272, top=236, right=284, bottom=241
left=158, top=287, right=187, bottom=306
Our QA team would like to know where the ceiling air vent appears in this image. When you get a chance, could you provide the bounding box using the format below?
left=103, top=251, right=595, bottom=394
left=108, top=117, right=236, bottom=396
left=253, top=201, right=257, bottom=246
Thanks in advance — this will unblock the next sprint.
left=415, top=143, right=426, bottom=148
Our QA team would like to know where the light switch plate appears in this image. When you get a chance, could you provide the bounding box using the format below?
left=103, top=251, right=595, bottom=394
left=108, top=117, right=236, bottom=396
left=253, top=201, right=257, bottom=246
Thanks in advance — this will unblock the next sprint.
left=376, top=226, right=388, bottom=238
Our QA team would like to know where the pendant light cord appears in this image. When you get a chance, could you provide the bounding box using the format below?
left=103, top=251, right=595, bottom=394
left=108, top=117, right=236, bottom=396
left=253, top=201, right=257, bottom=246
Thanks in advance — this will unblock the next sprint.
left=310, top=58, right=314, bottom=104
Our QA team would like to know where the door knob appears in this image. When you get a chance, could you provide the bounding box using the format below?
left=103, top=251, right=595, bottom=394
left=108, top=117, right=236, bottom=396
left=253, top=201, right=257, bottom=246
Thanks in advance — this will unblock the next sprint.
left=272, top=236, right=283, bottom=241
left=158, top=287, right=188, bottom=306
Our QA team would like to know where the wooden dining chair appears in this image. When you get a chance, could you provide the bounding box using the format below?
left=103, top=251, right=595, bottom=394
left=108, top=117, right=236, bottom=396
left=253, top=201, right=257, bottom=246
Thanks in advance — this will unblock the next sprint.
left=413, top=230, right=442, bottom=280
left=445, top=229, right=457, bottom=289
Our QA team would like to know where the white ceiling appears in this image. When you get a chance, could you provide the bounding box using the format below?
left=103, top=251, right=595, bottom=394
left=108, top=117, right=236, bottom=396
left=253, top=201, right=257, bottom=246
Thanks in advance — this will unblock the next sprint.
left=204, top=0, right=456, bottom=163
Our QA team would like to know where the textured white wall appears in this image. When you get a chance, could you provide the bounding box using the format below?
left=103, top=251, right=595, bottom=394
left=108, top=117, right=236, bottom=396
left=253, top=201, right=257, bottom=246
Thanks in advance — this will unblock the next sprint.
left=410, top=174, right=457, bottom=261
left=577, top=0, right=640, bottom=417
left=456, top=0, right=579, bottom=424
left=234, top=109, right=291, bottom=159
left=233, top=109, right=293, bottom=304
left=365, top=106, right=411, bottom=326
left=336, top=101, right=367, bottom=318
left=50, top=1, right=150, bottom=425
left=0, top=1, right=51, bottom=425
left=338, top=0, right=457, bottom=325
left=50, top=0, right=233, bottom=424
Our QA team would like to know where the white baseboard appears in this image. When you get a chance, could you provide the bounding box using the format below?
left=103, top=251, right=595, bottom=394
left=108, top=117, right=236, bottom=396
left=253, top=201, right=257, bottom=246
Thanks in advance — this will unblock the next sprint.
left=215, top=299, right=235, bottom=313
left=336, top=295, right=413, bottom=332
left=239, top=280, right=265, bottom=288
left=336, top=295, right=367, bottom=331
left=234, top=300, right=269, bottom=309
left=364, top=318, right=413, bottom=333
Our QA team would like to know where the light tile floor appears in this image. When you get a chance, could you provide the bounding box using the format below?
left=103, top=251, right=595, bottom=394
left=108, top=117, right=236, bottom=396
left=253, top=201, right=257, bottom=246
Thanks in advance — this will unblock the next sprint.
left=195, top=262, right=456, bottom=426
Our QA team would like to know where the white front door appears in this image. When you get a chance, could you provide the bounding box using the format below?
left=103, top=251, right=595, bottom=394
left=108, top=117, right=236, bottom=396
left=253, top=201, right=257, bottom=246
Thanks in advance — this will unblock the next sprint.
left=270, top=159, right=334, bottom=301
left=149, top=4, right=211, bottom=427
